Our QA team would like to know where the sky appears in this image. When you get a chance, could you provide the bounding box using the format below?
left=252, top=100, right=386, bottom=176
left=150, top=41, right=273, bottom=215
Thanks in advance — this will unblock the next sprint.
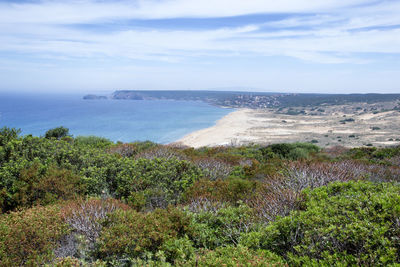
left=0, top=0, right=400, bottom=94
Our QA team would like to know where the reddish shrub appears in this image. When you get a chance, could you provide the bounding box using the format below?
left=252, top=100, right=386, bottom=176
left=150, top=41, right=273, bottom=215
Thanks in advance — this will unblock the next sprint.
left=213, top=153, right=243, bottom=165
left=14, top=164, right=84, bottom=209
left=0, top=205, right=69, bottom=266
left=184, top=178, right=257, bottom=207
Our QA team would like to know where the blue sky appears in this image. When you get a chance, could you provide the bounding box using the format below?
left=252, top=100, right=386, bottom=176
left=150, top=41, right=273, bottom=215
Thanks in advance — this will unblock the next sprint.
left=0, top=0, right=400, bottom=94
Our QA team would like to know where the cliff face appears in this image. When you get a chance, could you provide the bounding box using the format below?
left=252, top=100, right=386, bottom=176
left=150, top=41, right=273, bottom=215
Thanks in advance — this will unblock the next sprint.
left=83, top=94, right=108, bottom=100
left=112, top=91, right=144, bottom=100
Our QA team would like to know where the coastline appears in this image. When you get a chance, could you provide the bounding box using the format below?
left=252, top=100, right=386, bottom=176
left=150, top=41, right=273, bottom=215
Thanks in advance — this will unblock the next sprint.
left=172, top=106, right=400, bottom=148
left=173, top=108, right=254, bottom=148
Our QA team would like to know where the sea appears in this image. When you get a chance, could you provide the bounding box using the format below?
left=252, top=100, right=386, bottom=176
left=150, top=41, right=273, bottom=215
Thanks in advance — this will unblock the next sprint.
left=0, top=92, right=233, bottom=144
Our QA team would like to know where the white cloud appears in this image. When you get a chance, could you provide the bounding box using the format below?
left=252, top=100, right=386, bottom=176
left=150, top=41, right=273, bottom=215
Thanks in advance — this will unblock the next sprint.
left=0, top=0, right=377, bottom=24
left=2, top=18, right=399, bottom=64
left=0, top=0, right=400, bottom=92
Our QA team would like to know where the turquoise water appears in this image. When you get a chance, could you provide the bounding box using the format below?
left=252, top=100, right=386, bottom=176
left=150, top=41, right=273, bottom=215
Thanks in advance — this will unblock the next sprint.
left=0, top=93, right=233, bottom=143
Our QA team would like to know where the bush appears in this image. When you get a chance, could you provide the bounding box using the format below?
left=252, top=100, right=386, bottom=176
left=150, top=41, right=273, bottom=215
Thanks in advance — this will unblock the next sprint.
left=246, top=160, right=364, bottom=222
left=245, top=181, right=400, bottom=265
left=135, top=145, right=187, bottom=161
left=0, top=205, right=69, bottom=266
left=261, top=143, right=320, bottom=161
left=193, top=157, right=233, bottom=180
left=45, top=127, right=70, bottom=139
left=184, top=178, right=257, bottom=207
left=1, top=163, right=85, bottom=212
left=182, top=246, right=286, bottom=267
left=50, top=257, right=107, bottom=267
left=0, top=127, right=20, bottom=146
left=345, top=146, right=400, bottom=164
left=111, top=141, right=158, bottom=157
left=15, top=164, right=84, bottom=209
left=95, top=207, right=192, bottom=264
left=74, top=136, right=112, bottom=149
left=0, top=134, right=122, bottom=205
left=57, top=198, right=130, bottom=260
left=187, top=204, right=257, bottom=249
left=246, top=184, right=301, bottom=223
left=114, top=158, right=203, bottom=210
left=107, top=143, right=139, bottom=157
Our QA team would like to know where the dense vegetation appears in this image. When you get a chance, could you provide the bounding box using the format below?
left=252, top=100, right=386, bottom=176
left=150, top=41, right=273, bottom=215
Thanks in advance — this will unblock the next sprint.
left=1, top=126, right=400, bottom=266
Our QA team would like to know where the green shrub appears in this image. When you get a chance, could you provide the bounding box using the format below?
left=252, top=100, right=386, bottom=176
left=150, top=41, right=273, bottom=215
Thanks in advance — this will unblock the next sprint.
left=340, top=118, right=355, bottom=123
left=346, top=147, right=377, bottom=160
left=261, top=143, right=320, bottom=161
left=182, top=246, right=286, bottom=267
left=287, top=147, right=309, bottom=160
left=45, top=126, right=71, bottom=139
left=1, top=162, right=84, bottom=212
left=0, top=205, right=69, bottom=266
left=96, top=207, right=192, bottom=264
left=14, top=164, right=83, bottom=210
left=161, top=236, right=195, bottom=264
left=74, top=136, right=113, bottom=149
left=345, top=146, right=400, bottom=164
left=114, top=158, right=203, bottom=210
left=243, top=181, right=400, bottom=265
left=0, top=127, right=20, bottom=146
left=373, top=147, right=400, bottom=160
left=0, top=133, right=127, bottom=203
left=52, top=257, right=82, bottom=267
left=50, top=257, right=107, bottom=267
left=187, top=204, right=257, bottom=249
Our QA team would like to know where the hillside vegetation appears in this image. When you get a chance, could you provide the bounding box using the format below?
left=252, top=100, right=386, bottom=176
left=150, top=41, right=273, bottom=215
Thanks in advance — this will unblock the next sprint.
left=1, top=126, right=400, bottom=266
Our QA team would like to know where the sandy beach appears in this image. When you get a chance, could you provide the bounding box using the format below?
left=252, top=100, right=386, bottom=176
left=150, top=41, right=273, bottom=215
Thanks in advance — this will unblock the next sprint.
left=175, top=109, right=254, bottom=148
left=175, top=104, right=400, bottom=148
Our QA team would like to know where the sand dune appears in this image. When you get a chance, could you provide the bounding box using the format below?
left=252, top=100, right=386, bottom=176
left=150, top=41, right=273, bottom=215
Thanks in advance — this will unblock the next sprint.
left=174, top=105, right=400, bottom=148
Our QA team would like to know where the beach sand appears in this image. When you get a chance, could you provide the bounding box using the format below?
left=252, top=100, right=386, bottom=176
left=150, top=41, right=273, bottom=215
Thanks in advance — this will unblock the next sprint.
left=175, top=109, right=254, bottom=148
left=174, top=106, right=400, bottom=148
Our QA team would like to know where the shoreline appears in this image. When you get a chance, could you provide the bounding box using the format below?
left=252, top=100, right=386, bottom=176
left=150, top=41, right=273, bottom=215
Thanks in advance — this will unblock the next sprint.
left=172, top=105, right=400, bottom=148
left=173, top=108, right=254, bottom=148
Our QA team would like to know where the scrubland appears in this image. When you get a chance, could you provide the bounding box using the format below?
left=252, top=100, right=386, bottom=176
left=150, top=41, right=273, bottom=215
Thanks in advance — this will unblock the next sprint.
left=1, top=127, right=400, bottom=266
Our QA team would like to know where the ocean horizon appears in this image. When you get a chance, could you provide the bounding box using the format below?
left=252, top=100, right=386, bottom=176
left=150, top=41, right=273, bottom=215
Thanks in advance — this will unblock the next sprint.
left=0, top=92, right=233, bottom=144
